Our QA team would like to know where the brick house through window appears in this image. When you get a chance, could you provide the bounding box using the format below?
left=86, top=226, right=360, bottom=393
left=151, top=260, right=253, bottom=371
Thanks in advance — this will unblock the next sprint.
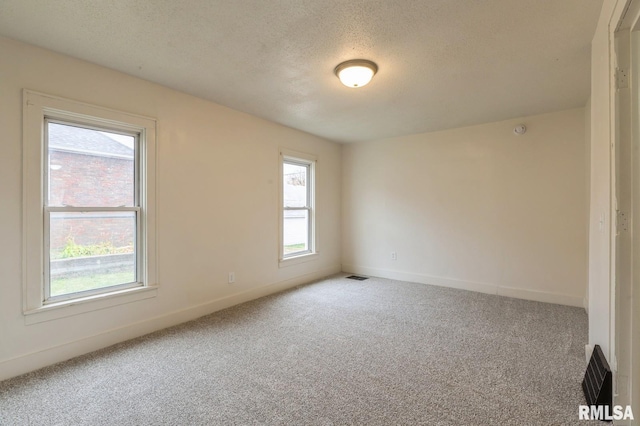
left=48, top=123, right=135, bottom=255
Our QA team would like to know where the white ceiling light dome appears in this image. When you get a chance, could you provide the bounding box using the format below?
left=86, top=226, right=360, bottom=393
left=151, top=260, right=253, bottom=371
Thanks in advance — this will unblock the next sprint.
left=334, top=59, right=378, bottom=88
left=513, top=124, right=527, bottom=135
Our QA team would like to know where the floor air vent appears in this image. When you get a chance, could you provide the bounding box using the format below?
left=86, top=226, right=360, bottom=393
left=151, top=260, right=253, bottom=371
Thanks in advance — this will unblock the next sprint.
left=346, top=275, right=368, bottom=281
left=582, top=345, right=612, bottom=412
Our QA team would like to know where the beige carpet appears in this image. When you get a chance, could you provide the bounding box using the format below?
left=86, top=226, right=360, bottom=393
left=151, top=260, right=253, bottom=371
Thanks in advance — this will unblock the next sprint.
left=0, top=275, right=597, bottom=425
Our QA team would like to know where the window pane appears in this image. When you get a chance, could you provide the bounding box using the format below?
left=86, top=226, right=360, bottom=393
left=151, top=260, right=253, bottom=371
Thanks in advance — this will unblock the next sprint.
left=283, top=162, right=308, bottom=207
left=49, top=211, right=136, bottom=297
left=48, top=122, right=136, bottom=207
left=283, top=209, right=309, bottom=255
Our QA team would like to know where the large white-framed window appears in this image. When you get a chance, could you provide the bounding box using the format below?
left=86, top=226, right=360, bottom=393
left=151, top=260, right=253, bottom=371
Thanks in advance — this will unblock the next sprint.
left=23, top=90, right=157, bottom=323
left=279, top=149, right=317, bottom=266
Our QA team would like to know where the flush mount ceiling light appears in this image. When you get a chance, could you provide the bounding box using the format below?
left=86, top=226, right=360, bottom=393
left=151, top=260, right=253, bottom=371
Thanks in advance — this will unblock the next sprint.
left=334, top=59, right=378, bottom=88
left=513, top=124, right=527, bottom=135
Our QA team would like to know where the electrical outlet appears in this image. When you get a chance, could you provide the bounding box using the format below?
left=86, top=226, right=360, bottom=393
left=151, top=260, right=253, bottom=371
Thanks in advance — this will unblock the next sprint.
left=228, top=272, right=235, bottom=284
left=391, top=252, right=397, bottom=261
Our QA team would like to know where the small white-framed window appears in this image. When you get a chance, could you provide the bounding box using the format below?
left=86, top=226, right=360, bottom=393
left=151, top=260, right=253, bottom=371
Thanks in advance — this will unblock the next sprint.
left=23, top=90, right=157, bottom=321
left=279, top=149, right=317, bottom=264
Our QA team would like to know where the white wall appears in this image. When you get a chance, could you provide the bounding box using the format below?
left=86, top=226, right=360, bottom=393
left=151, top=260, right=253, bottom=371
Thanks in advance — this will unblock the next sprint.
left=342, top=108, right=589, bottom=307
left=0, top=37, right=342, bottom=380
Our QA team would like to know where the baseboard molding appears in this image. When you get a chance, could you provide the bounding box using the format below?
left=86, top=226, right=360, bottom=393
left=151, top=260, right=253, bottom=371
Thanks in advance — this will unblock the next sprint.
left=496, top=286, right=583, bottom=308
left=342, top=264, right=584, bottom=308
left=0, top=265, right=340, bottom=382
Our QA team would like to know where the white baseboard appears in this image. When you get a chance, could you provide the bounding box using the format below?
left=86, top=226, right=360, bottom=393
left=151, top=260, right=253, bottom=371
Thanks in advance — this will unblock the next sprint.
left=0, top=265, right=340, bottom=382
left=342, top=264, right=584, bottom=308
left=583, top=296, right=589, bottom=315
left=496, top=286, right=583, bottom=308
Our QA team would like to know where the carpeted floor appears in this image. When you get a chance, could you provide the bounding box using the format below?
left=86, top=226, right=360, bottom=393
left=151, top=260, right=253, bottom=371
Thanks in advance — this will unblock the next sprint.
left=0, top=275, right=597, bottom=425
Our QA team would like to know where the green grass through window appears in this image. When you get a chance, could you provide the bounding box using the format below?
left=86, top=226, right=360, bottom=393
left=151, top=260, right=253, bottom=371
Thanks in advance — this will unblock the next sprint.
left=51, top=271, right=136, bottom=297
left=284, top=243, right=306, bottom=254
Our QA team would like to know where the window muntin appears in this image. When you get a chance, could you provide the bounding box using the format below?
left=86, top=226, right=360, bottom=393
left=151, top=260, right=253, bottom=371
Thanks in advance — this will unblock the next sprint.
left=282, top=156, right=314, bottom=258
left=44, top=120, right=142, bottom=302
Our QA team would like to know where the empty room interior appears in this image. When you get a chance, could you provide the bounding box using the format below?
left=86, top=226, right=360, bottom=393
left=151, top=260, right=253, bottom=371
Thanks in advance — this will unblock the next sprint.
left=1, top=0, right=639, bottom=424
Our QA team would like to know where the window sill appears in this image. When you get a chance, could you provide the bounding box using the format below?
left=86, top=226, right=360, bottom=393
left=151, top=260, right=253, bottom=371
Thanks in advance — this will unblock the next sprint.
left=279, top=252, right=319, bottom=268
left=24, top=285, right=158, bottom=325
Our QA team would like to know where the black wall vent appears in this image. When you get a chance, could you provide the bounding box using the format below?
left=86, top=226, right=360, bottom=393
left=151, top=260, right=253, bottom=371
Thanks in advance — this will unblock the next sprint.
left=582, top=345, right=612, bottom=411
left=346, top=275, right=368, bottom=281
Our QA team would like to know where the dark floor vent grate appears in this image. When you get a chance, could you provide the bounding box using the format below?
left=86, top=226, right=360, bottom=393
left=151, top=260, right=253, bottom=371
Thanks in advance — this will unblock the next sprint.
left=582, top=344, right=612, bottom=413
left=346, top=275, right=368, bottom=281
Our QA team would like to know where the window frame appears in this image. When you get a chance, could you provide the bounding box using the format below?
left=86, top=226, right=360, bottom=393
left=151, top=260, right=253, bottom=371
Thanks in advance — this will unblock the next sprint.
left=43, top=119, right=143, bottom=303
left=279, top=149, right=318, bottom=267
left=23, top=90, right=157, bottom=323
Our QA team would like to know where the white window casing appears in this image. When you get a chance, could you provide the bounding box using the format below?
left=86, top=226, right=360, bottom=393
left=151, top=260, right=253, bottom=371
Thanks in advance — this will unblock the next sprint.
left=22, top=90, right=157, bottom=324
left=279, top=148, right=318, bottom=267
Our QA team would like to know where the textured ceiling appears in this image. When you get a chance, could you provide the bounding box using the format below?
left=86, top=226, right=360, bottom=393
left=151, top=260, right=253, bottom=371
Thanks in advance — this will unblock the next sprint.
left=0, top=0, right=602, bottom=143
